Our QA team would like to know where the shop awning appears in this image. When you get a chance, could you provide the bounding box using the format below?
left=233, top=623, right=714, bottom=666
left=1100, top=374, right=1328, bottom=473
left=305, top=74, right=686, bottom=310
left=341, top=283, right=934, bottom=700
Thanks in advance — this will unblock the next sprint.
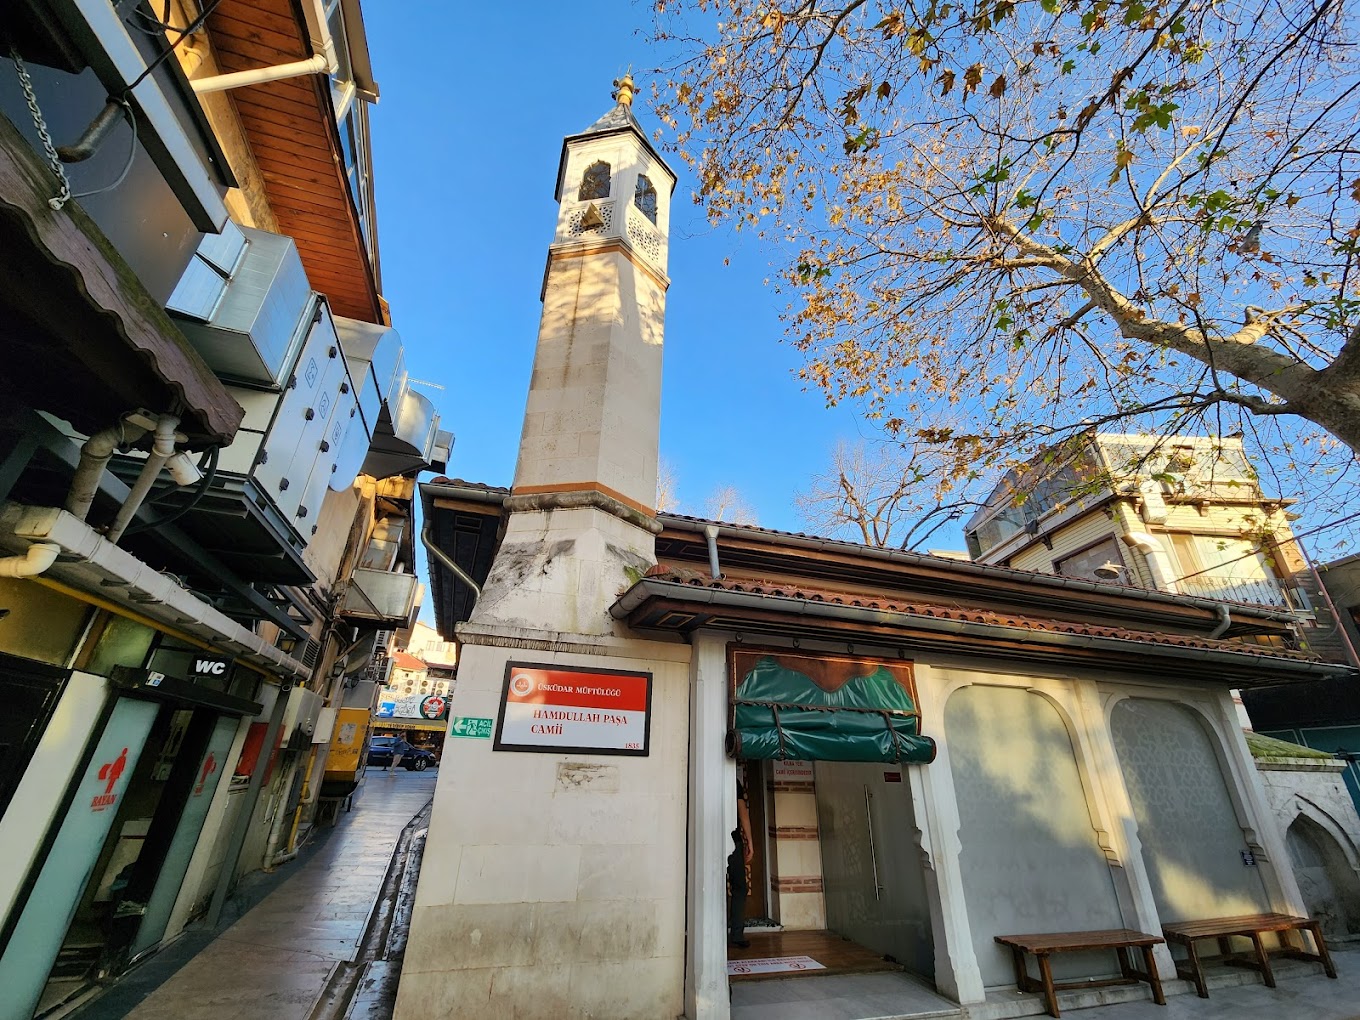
left=729, top=652, right=936, bottom=765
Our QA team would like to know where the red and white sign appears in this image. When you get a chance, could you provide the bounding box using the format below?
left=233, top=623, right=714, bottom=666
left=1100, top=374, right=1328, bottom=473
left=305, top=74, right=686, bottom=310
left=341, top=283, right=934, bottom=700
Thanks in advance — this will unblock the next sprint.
left=91, top=747, right=128, bottom=812
left=495, top=662, right=651, bottom=756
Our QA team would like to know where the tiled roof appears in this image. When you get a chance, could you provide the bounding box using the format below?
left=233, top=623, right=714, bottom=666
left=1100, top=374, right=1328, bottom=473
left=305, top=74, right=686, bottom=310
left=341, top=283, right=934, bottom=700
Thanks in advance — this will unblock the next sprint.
left=639, top=569, right=1320, bottom=661
left=425, top=478, right=510, bottom=493
left=389, top=650, right=427, bottom=671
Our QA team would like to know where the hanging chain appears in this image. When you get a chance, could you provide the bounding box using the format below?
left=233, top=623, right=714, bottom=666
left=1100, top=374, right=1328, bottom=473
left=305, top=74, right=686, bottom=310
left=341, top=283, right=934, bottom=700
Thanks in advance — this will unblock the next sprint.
left=9, top=46, right=72, bottom=211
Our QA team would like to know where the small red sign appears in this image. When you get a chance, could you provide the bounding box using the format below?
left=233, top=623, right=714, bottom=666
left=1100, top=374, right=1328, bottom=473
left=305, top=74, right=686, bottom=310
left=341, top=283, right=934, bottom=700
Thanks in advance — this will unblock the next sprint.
left=91, top=746, right=128, bottom=811
left=883, top=771, right=902, bottom=783
left=194, top=752, right=218, bottom=796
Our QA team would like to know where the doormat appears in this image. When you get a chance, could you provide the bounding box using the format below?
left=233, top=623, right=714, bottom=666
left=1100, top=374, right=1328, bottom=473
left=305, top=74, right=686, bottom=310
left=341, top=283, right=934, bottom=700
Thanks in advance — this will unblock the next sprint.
left=727, top=955, right=828, bottom=976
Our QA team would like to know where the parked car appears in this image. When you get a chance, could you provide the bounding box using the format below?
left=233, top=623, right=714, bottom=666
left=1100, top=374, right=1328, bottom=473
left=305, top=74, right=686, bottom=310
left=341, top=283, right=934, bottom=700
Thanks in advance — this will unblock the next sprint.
left=366, top=736, right=436, bottom=771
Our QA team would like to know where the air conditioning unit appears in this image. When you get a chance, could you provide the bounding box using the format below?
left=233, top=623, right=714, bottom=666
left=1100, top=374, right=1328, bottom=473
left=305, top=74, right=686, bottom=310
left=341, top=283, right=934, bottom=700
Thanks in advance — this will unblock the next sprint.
left=169, top=225, right=313, bottom=386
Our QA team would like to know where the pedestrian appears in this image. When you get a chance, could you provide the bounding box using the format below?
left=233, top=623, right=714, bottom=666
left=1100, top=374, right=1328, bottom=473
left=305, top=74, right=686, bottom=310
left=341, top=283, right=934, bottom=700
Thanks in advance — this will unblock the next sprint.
left=728, top=772, right=754, bottom=948
left=389, top=738, right=404, bottom=772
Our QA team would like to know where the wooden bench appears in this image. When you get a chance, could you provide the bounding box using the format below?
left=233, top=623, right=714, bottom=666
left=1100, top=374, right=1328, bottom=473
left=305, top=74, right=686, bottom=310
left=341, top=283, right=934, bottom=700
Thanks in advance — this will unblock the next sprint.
left=994, top=929, right=1167, bottom=1018
left=1160, top=912, right=1338, bottom=998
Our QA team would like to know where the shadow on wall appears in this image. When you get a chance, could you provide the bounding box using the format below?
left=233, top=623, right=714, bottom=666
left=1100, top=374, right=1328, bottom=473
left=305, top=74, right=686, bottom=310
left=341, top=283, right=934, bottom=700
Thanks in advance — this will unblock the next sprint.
left=1110, top=699, right=1270, bottom=924
left=945, top=685, right=1124, bottom=988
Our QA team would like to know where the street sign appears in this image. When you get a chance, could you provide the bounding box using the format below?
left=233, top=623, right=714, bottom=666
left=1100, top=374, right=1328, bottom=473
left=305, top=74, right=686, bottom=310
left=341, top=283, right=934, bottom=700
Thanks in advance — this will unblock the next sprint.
left=449, top=716, right=494, bottom=739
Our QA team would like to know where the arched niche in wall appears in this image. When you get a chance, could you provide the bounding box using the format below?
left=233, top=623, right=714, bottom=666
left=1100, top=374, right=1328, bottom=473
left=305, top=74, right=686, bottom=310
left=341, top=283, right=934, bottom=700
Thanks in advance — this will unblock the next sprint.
left=1109, top=698, right=1272, bottom=923
left=944, top=684, right=1124, bottom=988
left=1286, top=810, right=1360, bottom=939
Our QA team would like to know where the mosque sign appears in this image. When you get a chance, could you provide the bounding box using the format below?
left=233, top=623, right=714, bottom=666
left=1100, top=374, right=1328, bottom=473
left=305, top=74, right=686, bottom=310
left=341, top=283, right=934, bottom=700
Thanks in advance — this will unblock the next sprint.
left=494, top=662, right=652, bottom=756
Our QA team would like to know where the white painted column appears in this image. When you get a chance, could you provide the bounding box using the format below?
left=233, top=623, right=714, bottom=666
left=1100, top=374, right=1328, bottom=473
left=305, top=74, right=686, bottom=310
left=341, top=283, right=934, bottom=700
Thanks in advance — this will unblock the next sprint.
left=1208, top=689, right=1310, bottom=917
left=687, top=631, right=733, bottom=1020
left=910, top=665, right=984, bottom=1004
left=1073, top=684, right=1176, bottom=977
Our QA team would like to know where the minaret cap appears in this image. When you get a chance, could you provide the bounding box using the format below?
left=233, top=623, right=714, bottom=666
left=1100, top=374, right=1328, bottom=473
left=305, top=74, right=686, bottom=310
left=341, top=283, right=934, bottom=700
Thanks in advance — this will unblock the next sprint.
left=612, top=71, right=635, bottom=107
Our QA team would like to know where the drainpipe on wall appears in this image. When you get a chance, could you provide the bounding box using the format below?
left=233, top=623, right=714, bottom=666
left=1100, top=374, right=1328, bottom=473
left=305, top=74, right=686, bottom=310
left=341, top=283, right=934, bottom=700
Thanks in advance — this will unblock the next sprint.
left=420, top=522, right=481, bottom=608
left=1209, top=603, right=1232, bottom=640
left=1122, top=531, right=1181, bottom=593
left=66, top=419, right=149, bottom=522
left=105, top=414, right=180, bottom=544
left=704, top=524, right=722, bottom=580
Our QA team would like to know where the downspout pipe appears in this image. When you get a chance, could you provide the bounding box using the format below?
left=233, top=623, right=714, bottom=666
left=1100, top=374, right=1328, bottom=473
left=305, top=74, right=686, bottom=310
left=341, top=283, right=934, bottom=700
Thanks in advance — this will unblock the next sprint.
left=66, top=421, right=147, bottom=522
left=1122, top=531, right=1181, bottom=594
left=0, top=541, right=60, bottom=578
left=191, top=54, right=328, bottom=95
left=704, top=524, right=722, bottom=580
left=105, top=414, right=180, bottom=545
left=1209, top=603, right=1232, bottom=640
left=421, top=521, right=481, bottom=608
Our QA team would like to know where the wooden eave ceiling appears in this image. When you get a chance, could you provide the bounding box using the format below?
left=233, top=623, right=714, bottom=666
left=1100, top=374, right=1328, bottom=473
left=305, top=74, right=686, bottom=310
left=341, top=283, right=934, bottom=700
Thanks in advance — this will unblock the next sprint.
left=207, top=0, right=382, bottom=322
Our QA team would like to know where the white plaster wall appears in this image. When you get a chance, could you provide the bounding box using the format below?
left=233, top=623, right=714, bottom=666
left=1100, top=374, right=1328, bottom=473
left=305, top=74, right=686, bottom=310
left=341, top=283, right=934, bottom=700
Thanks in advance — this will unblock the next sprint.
left=394, top=637, right=690, bottom=1020
left=1257, top=761, right=1360, bottom=937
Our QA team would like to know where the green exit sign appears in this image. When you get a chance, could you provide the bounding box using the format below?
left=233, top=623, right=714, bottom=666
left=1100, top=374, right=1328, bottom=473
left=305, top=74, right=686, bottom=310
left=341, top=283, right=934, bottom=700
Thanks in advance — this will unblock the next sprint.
left=449, top=716, right=494, bottom=739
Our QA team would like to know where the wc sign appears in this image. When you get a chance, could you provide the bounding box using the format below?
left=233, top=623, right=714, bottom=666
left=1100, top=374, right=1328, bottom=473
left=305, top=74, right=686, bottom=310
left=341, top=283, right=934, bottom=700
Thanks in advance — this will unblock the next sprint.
left=190, top=656, right=230, bottom=679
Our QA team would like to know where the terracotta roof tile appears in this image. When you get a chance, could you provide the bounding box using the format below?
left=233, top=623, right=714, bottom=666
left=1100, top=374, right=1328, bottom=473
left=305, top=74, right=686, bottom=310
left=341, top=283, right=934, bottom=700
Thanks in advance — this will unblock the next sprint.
left=642, top=570, right=1318, bottom=660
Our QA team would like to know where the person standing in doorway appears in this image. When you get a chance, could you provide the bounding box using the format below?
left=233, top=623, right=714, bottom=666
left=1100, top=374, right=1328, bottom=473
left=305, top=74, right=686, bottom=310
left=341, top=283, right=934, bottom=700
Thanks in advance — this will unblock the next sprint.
left=728, top=773, right=754, bottom=948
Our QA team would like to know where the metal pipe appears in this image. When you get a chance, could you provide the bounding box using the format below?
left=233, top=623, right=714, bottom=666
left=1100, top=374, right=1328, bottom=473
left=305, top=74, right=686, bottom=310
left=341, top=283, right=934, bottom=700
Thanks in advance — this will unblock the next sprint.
left=1122, top=531, right=1182, bottom=594
left=191, top=55, right=328, bottom=95
left=704, top=523, right=722, bottom=580
left=421, top=521, right=481, bottom=607
left=56, top=100, right=125, bottom=163
left=1209, top=604, right=1232, bottom=640
left=106, top=414, right=180, bottom=544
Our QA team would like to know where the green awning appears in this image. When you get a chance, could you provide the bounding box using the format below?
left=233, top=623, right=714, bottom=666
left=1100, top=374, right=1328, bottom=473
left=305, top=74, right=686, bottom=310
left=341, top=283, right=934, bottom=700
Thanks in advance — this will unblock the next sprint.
left=730, top=654, right=936, bottom=765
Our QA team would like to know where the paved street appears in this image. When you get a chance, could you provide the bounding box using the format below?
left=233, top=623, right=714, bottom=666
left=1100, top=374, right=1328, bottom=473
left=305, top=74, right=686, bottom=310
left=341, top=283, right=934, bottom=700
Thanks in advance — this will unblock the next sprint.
left=74, top=768, right=435, bottom=1020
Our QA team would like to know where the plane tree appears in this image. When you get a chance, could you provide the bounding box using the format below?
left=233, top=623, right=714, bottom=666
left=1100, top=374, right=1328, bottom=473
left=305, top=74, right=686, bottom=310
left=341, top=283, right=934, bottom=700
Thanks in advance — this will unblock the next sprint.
left=652, top=0, right=1360, bottom=517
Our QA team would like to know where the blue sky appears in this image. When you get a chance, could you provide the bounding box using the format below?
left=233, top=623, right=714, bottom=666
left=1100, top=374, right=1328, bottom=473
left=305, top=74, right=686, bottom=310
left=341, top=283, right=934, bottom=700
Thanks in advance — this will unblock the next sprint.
left=362, top=2, right=890, bottom=540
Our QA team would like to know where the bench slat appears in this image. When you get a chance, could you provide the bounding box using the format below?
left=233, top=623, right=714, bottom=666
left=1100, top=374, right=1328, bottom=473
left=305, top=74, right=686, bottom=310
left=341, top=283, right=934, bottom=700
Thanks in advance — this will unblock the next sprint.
left=996, top=929, right=1164, bottom=953
left=1162, top=913, right=1308, bottom=939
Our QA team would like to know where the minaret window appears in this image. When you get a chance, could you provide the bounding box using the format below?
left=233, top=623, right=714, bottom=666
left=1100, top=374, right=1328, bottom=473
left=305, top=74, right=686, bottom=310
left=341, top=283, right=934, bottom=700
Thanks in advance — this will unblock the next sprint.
left=634, top=174, right=658, bottom=224
left=579, top=161, right=611, bottom=200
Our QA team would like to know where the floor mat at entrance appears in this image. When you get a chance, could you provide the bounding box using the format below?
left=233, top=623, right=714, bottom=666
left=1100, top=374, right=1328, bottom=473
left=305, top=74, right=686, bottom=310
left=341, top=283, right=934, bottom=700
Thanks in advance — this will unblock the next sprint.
left=728, top=955, right=828, bottom=976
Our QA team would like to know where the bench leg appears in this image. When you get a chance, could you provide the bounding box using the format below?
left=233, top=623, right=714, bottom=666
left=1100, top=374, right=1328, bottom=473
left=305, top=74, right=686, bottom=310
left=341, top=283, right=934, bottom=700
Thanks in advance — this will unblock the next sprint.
left=1249, top=932, right=1276, bottom=988
left=1141, top=945, right=1167, bottom=1006
left=1183, top=939, right=1209, bottom=998
left=1306, top=921, right=1338, bottom=979
left=1009, top=944, right=1030, bottom=991
left=1036, top=952, right=1061, bottom=1019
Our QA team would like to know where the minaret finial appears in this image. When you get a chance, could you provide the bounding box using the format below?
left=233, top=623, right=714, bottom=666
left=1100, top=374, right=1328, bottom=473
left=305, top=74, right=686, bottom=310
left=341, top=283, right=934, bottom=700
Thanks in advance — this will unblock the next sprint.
left=612, top=68, right=635, bottom=108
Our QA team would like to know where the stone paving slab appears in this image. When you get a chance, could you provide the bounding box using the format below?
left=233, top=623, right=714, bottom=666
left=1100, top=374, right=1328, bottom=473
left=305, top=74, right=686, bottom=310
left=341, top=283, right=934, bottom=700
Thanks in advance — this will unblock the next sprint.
left=75, top=768, right=435, bottom=1020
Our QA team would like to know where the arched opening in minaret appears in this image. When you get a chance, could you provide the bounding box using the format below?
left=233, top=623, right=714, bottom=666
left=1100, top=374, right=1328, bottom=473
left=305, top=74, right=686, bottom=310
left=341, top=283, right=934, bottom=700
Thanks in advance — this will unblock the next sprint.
left=635, top=174, right=658, bottom=224
left=579, top=160, right=611, bottom=200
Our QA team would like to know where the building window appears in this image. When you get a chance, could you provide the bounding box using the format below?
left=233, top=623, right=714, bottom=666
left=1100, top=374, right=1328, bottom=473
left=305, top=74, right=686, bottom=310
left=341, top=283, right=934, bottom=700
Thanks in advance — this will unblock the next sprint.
left=634, top=174, right=657, bottom=223
left=1055, top=537, right=1126, bottom=583
left=579, top=161, right=611, bottom=200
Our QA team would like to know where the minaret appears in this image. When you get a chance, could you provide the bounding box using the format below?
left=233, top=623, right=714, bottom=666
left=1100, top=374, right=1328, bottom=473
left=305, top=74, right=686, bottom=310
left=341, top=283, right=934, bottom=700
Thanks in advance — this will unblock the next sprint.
left=469, top=75, right=676, bottom=634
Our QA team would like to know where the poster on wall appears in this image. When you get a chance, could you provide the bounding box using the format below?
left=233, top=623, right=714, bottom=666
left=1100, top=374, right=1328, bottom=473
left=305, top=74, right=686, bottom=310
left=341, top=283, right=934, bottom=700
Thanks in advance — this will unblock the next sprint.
left=494, top=662, right=652, bottom=756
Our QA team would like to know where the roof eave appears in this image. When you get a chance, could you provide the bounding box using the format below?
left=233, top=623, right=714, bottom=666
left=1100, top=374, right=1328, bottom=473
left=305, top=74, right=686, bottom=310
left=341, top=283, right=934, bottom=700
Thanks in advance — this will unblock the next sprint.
left=611, top=579, right=1350, bottom=686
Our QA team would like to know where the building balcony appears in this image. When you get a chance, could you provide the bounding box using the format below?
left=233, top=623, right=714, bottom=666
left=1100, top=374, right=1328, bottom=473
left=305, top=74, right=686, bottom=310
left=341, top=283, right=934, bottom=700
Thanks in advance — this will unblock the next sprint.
left=339, top=568, right=421, bottom=629
left=1178, top=574, right=1293, bottom=609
